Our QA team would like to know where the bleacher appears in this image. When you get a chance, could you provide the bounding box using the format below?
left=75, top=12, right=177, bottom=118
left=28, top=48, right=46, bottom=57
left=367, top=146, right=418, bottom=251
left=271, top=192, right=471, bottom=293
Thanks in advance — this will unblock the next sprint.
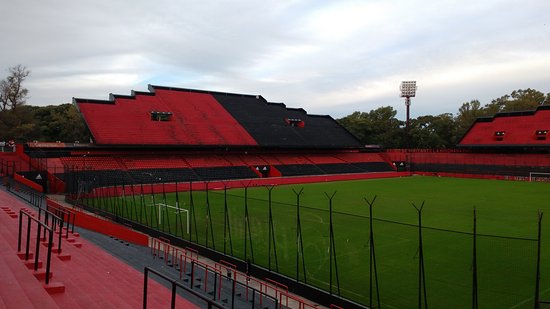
left=9, top=85, right=398, bottom=194
left=213, top=93, right=362, bottom=148
left=75, top=87, right=258, bottom=146
left=385, top=149, right=550, bottom=178
left=53, top=150, right=394, bottom=190
left=459, top=105, right=550, bottom=148
left=75, top=85, right=362, bottom=149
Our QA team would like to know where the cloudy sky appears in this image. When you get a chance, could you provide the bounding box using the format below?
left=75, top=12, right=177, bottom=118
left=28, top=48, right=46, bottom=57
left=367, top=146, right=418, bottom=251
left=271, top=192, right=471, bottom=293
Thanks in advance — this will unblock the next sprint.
left=1, top=0, right=549, bottom=119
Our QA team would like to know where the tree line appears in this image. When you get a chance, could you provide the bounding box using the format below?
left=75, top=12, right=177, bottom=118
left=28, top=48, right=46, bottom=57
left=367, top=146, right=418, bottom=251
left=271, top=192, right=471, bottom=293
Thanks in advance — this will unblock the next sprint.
left=0, top=65, right=90, bottom=143
left=337, top=88, right=549, bottom=148
left=1, top=64, right=548, bottom=147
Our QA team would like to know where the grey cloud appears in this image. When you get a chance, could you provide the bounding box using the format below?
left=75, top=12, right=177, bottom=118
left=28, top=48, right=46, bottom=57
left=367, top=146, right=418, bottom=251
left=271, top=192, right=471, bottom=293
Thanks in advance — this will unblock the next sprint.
left=1, top=0, right=549, bottom=117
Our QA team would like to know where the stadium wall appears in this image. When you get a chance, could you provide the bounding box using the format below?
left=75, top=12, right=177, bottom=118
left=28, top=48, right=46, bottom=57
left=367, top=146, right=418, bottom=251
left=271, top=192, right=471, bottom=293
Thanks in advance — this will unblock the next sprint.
left=46, top=198, right=149, bottom=245
left=82, top=171, right=406, bottom=198
left=385, top=149, right=550, bottom=180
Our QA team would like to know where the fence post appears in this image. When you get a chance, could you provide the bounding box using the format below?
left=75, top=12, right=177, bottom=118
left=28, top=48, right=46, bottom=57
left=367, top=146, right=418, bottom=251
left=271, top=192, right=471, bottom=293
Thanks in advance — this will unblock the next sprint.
left=472, top=208, right=478, bottom=309
left=223, top=183, right=234, bottom=255
left=325, top=191, right=339, bottom=295
left=266, top=185, right=278, bottom=272
left=294, top=188, right=306, bottom=283
left=535, top=211, right=543, bottom=309
left=412, top=201, right=428, bottom=308
left=189, top=180, right=199, bottom=243
left=242, top=183, right=255, bottom=263
left=205, top=182, right=215, bottom=250
left=365, top=196, right=381, bottom=308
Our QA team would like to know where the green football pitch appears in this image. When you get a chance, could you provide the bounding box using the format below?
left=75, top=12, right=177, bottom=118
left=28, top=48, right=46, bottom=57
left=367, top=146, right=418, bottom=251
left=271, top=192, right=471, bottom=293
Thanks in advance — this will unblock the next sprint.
left=85, top=176, right=550, bottom=308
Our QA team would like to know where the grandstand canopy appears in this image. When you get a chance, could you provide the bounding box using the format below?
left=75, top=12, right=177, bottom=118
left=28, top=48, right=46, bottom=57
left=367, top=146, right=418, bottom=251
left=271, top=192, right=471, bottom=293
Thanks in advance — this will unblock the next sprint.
left=458, top=105, right=550, bottom=148
left=74, top=85, right=362, bottom=149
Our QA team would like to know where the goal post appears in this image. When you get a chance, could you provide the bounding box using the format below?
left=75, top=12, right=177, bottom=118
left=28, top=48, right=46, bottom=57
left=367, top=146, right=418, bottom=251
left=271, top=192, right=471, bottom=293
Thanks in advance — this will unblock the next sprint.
left=150, top=202, right=190, bottom=234
left=529, top=172, right=550, bottom=182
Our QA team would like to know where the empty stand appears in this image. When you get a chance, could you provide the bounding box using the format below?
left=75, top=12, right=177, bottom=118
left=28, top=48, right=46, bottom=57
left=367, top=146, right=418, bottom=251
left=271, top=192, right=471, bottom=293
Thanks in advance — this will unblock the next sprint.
left=121, top=156, right=189, bottom=169
left=213, top=93, right=362, bottom=148
left=459, top=106, right=550, bottom=147
left=275, top=164, right=326, bottom=177
left=385, top=150, right=550, bottom=178
left=75, top=86, right=258, bottom=146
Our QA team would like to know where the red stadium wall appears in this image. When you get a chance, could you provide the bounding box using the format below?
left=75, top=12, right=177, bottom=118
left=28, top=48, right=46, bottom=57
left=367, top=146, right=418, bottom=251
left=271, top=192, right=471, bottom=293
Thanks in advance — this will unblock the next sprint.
left=385, top=149, right=550, bottom=167
left=46, top=199, right=149, bottom=245
left=385, top=149, right=550, bottom=181
left=84, top=171, right=406, bottom=198
left=13, top=173, right=43, bottom=192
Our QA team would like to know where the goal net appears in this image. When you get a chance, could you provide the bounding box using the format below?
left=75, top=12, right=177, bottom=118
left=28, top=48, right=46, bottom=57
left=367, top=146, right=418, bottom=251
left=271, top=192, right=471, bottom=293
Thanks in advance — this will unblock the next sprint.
left=150, top=202, right=190, bottom=234
left=528, top=172, right=550, bottom=182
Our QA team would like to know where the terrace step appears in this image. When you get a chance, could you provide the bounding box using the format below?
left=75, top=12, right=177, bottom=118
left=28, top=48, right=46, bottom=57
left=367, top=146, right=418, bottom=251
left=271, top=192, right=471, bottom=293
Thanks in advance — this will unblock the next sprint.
left=44, top=281, right=65, bottom=294
left=24, top=259, right=42, bottom=269
left=33, top=269, right=53, bottom=281
left=56, top=253, right=71, bottom=261
left=0, top=204, right=60, bottom=309
left=17, top=252, right=34, bottom=260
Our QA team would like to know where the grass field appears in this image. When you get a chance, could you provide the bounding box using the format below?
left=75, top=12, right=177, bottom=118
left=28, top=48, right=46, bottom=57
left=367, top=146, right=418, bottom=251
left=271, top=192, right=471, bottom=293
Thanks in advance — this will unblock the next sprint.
left=83, top=176, right=550, bottom=308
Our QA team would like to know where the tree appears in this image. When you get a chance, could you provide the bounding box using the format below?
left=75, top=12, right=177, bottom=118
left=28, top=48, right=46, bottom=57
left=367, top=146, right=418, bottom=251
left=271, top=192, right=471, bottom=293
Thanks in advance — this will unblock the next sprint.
left=338, top=106, right=403, bottom=148
left=484, top=88, right=547, bottom=114
left=0, top=65, right=30, bottom=111
left=34, top=104, right=90, bottom=142
left=409, top=113, right=457, bottom=148
left=455, top=99, right=487, bottom=139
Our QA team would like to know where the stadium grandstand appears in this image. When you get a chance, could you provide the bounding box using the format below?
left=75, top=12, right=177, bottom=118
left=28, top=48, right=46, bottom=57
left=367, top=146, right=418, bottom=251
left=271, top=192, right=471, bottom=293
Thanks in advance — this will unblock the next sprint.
left=1, top=85, right=549, bottom=308
left=386, top=105, right=550, bottom=180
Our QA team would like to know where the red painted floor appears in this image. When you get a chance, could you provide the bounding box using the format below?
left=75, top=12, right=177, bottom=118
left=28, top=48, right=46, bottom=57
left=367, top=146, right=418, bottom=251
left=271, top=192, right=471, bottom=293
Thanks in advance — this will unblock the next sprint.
left=0, top=189, right=197, bottom=308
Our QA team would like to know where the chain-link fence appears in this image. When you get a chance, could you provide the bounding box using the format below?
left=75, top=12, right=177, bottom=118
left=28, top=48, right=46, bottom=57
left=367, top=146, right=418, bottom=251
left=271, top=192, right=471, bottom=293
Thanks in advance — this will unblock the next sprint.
left=71, top=176, right=542, bottom=308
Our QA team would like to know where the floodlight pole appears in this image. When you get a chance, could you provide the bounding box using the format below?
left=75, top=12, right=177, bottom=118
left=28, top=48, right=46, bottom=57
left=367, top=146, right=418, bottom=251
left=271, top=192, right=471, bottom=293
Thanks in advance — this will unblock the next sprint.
left=400, top=81, right=417, bottom=148
left=405, top=97, right=411, bottom=131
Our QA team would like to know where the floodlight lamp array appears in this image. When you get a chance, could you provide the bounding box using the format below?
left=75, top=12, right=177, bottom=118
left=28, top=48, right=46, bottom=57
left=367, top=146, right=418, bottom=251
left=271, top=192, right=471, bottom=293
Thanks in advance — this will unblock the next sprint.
left=400, top=81, right=417, bottom=98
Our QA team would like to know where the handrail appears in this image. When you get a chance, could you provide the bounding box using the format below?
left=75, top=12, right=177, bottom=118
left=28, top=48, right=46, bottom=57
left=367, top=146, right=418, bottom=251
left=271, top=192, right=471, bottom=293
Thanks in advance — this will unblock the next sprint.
left=46, top=203, right=77, bottom=236
left=143, top=266, right=224, bottom=309
left=190, top=260, right=279, bottom=309
left=18, top=209, right=54, bottom=284
left=37, top=207, right=64, bottom=254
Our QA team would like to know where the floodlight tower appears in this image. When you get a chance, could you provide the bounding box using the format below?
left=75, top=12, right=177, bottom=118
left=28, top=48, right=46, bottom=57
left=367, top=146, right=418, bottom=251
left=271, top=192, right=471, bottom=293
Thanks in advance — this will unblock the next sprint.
left=400, top=81, right=417, bottom=131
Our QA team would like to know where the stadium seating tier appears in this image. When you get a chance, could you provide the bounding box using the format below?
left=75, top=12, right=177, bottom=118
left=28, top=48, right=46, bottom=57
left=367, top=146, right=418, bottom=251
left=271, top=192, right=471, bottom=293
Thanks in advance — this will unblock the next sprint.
left=459, top=106, right=550, bottom=147
left=75, top=85, right=363, bottom=149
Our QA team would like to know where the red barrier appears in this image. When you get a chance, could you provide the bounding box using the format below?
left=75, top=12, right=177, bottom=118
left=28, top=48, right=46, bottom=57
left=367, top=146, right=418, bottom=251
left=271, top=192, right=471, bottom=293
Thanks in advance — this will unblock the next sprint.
left=13, top=173, right=43, bottom=192
left=85, top=171, right=406, bottom=198
left=46, top=198, right=148, bottom=245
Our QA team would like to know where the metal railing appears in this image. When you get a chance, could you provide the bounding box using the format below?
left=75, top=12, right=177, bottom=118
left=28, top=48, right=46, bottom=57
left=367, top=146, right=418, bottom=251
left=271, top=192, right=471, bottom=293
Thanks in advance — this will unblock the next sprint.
left=36, top=207, right=65, bottom=254
left=150, top=237, right=317, bottom=309
left=17, top=209, right=54, bottom=284
left=46, top=202, right=77, bottom=238
left=143, top=267, right=225, bottom=309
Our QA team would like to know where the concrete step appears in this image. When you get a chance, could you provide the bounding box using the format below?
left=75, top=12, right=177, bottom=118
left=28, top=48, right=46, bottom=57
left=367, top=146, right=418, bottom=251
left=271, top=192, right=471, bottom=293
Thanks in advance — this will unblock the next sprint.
left=44, top=281, right=65, bottom=294
left=17, top=252, right=34, bottom=260
left=32, top=269, right=53, bottom=281
left=0, top=205, right=60, bottom=309
left=24, top=259, right=43, bottom=270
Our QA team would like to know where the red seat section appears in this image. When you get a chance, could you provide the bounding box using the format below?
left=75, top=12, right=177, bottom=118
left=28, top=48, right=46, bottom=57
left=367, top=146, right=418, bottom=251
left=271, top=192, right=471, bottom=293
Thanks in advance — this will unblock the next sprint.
left=155, top=89, right=257, bottom=146
left=75, top=86, right=258, bottom=146
left=60, top=156, right=125, bottom=170
left=459, top=106, right=550, bottom=146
